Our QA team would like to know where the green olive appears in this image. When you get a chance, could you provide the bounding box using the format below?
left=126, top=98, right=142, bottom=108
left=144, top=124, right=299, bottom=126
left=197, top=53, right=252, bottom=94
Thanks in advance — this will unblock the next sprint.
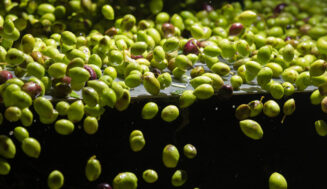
left=269, top=172, right=287, bottom=189
left=67, top=100, right=84, bottom=123
left=61, top=31, right=76, bottom=46
left=231, top=75, right=243, bottom=90
left=315, top=120, right=327, bottom=136
left=56, top=101, right=70, bottom=116
left=0, top=157, right=11, bottom=175
left=48, top=170, right=64, bottom=189
left=142, top=169, right=158, bottom=183
left=55, top=119, right=75, bottom=135
left=143, top=72, right=160, bottom=95
left=4, top=106, right=22, bottom=122
left=235, top=104, right=251, bottom=120
left=102, top=5, right=115, bottom=20
left=0, top=135, right=16, bottom=159
left=193, top=84, right=214, bottom=100
left=21, top=137, right=41, bottom=158
left=83, top=116, right=98, bottom=135
left=27, top=62, right=45, bottom=79
left=6, top=48, right=25, bottom=66
left=34, top=97, right=54, bottom=117
left=171, top=170, right=187, bottom=187
left=14, top=126, right=29, bottom=142
left=85, top=155, right=101, bottom=182
left=179, top=90, right=197, bottom=108
left=141, top=102, right=159, bottom=120
left=239, top=119, right=263, bottom=140
left=263, top=100, right=280, bottom=118
left=161, top=105, right=179, bottom=122
left=113, top=172, right=138, bottom=189
left=190, top=76, right=213, bottom=89
left=183, top=144, right=197, bottom=159
left=82, top=87, right=99, bottom=107
left=162, top=144, right=180, bottom=168
left=129, top=130, right=146, bottom=152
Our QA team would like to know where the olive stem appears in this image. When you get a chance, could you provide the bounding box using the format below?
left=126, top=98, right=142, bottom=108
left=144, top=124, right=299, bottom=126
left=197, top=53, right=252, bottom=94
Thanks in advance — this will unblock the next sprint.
left=281, top=114, right=286, bottom=124
left=260, top=96, right=265, bottom=103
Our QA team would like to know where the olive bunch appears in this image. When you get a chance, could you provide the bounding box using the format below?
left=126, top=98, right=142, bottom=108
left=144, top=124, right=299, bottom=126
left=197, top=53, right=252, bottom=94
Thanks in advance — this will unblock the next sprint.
left=0, top=0, right=327, bottom=188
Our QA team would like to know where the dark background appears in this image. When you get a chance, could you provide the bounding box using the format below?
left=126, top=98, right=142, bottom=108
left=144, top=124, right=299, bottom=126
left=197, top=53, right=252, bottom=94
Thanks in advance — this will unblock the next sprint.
left=1, top=91, right=327, bottom=189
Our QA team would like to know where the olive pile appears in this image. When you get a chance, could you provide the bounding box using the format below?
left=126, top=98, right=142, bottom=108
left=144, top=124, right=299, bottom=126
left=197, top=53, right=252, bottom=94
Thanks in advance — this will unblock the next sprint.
left=0, top=0, right=327, bottom=188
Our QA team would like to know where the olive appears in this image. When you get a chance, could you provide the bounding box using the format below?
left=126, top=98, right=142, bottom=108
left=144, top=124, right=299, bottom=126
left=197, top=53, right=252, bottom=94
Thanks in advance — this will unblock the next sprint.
left=161, top=105, right=179, bottom=122
left=21, top=137, right=41, bottom=158
left=162, top=144, right=179, bottom=168
left=85, top=155, right=102, bottom=182
left=142, top=169, right=158, bottom=184
left=239, top=119, right=263, bottom=140
left=0, top=135, right=16, bottom=159
left=141, top=102, right=159, bottom=120
left=113, top=172, right=138, bottom=189
left=171, top=170, right=188, bottom=187
left=263, top=100, right=280, bottom=118
left=48, top=170, right=64, bottom=189
left=183, top=144, right=197, bottom=159
left=269, top=172, right=287, bottom=189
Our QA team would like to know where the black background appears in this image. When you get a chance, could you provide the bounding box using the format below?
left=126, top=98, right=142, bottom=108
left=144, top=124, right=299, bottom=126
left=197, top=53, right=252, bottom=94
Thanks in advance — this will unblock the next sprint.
left=1, top=91, right=327, bottom=189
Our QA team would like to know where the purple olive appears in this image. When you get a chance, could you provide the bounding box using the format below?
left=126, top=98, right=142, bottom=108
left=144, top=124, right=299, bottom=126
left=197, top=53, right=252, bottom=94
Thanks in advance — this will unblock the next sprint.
left=203, top=3, right=214, bottom=12
left=284, top=36, right=292, bottom=42
left=22, top=81, right=42, bottom=99
left=97, top=183, right=112, bottom=189
left=150, top=67, right=161, bottom=78
left=183, top=39, right=199, bottom=55
left=131, top=55, right=143, bottom=60
left=303, top=17, right=311, bottom=23
left=162, top=23, right=175, bottom=38
left=229, top=23, right=244, bottom=36
left=84, top=65, right=97, bottom=80
left=104, top=27, right=118, bottom=36
left=217, top=84, right=233, bottom=100
left=0, top=71, right=13, bottom=84
left=53, top=83, right=72, bottom=98
left=62, top=76, right=72, bottom=84
left=274, top=3, right=288, bottom=14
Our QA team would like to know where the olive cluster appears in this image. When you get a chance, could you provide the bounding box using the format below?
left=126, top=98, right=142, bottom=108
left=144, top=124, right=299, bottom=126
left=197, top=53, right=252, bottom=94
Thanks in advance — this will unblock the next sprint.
left=0, top=0, right=327, bottom=188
